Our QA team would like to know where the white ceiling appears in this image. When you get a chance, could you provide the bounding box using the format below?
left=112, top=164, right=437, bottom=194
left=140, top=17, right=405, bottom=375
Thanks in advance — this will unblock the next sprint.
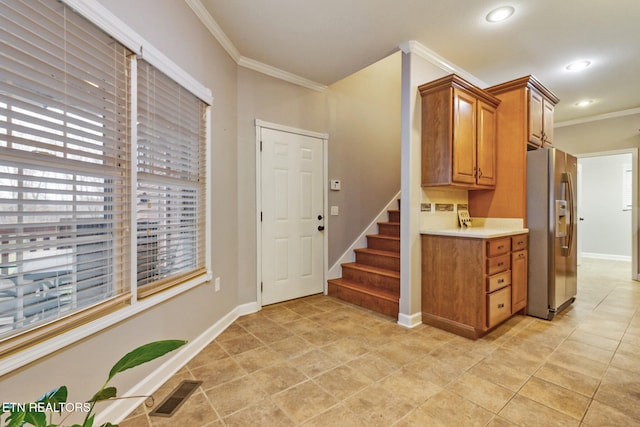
left=196, top=0, right=639, bottom=123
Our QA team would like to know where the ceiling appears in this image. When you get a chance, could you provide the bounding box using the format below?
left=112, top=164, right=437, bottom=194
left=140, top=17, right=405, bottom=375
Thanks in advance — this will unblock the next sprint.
left=196, top=0, right=639, bottom=123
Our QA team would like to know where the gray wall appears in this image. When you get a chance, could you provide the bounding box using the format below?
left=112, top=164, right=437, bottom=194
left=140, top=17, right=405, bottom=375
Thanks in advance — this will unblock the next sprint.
left=579, top=154, right=632, bottom=258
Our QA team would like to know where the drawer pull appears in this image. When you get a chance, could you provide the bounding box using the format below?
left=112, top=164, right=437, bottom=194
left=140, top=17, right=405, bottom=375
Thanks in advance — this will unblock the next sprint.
left=498, top=279, right=504, bottom=284
left=498, top=245, right=504, bottom=249
left=498, top=262, right=504, bottom=267
left=518, top=253, right=525, bottom=258
left=518, top=241, right=524, bottom=245
left=498, top=303, right=505, bottom=308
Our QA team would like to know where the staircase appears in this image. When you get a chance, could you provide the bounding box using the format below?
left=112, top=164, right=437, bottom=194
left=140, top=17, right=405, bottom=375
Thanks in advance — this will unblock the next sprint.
left=328, top=203, right=400, bottom=318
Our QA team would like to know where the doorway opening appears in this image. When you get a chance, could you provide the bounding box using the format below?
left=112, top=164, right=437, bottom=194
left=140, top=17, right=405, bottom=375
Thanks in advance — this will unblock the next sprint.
left=577, top=148, right=638, bottom=280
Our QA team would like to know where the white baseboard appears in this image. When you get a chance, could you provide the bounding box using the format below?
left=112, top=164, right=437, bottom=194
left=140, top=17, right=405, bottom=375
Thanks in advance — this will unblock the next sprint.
left=397, top=312, right=422, bottom=328
left=328, top=191, right=401, bottom=280
left=581, top=252, right=632, bottom=262
left=99, top=302, right=259, bottom=425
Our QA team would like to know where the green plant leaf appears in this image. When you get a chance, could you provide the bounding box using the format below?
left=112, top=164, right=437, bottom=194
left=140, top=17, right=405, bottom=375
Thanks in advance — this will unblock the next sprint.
left=37, top=385, right=68, bottom=407
left=90, top=386, right=117, bottom=403
left=107, top=340, right=186, bottom=382
left=23, top=410, right=46, bottom=426
left=5, top=411, right=26, bottom=427
left=82, top=413, right=95, bottom=427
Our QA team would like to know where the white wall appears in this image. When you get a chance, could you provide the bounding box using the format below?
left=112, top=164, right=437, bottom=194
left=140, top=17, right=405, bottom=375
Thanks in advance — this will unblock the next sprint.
left=579, top=153, right=632, bottom=260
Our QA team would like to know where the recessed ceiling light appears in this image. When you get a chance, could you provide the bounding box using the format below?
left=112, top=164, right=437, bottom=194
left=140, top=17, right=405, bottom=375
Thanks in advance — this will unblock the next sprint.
left=575, top=100, right=594, bottom=107
left=486, top=6, right=515, bottom=22
left=566, top=60, right=591, bottom=71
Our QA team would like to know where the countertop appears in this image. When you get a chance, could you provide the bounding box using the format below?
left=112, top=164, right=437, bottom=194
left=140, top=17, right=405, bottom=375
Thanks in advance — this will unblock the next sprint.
left=420, top=227, right=528, bottom=239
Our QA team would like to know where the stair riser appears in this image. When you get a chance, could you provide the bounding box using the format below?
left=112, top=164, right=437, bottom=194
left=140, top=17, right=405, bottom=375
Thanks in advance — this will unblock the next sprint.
left=378, top=223, right=400, bottom=237
left=366, top=236, right=400, bottom=252
left=342, top=267, right=399, bottom=292
left=388, top=210, right=400, bottom=223
left=328, top=283, right=398, bottom=318
left=355, top=252, right=400, bottom=271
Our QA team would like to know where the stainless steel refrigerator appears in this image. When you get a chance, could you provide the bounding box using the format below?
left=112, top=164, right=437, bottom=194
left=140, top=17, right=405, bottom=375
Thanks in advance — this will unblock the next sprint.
left=526, top=147, right=578, bottom=320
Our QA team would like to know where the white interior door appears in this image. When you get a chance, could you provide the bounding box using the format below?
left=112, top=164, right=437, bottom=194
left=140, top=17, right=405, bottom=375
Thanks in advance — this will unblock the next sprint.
left=260, top=127, right=325, bottom=305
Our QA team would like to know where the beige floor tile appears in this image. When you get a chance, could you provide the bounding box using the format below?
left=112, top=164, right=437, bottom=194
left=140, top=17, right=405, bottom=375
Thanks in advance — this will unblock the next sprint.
left=222, top=398, right=295, bottom=427
left=320, top=338, right=369, bottom=363
left=610, top=350, right=640, bottom=373
left=567, top=328, right=621, bottom=351
left=289, top=348, right=340, bottom=377
left=401, top=390, right=494, bottom=427
left=499, top=395, right=580, bottom=427
left=250, top=324, right=295, bottom=344
left=260, top=305, right=305, bottom=324
left=268, top=335, right=314, bottom=359
left=272, top=380, right=338, bottom=424
left=204, top=375, right=267, bottom=418
left=119, top=414, right=150, bottom=427
left=533, top=362, right=600, bottom=397
left=554, top=338, right=615, bottom=364
left=250, top=361, right=308, bottom=395
left=583, top=399, right=640, bottom=426
left=468, top=358, right=530, bottom=392
left=314, top=365, right=373, bottom=400
left=484, top=415, right=519, bottom=427
left=150, top=368, right=195, bottom=403
left=446, top=371, right=514, bottom=413
left=231, top=345, right=284, bottom=373
left=344, top=383, right=415, bottom=427
left=518, top=376, right=590, bottom=420
left=190, top=357, right=246, bottom=390
left=216, top=332, right=264, bottom=356
left=546, top=349, right=609, bottom=379
left=377, top=369, right=441, bottom=406
left=594, top=366, right=640, bottom=420
left=346, top=351, right=400, bottom=381
left=302, top=404, right=368, bottom=427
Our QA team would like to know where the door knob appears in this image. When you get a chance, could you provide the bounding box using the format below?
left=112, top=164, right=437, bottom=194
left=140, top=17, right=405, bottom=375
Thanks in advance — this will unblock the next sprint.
left=317, top=215, right=323, bottom=220
left=318, top=225, right=325, bottom=231
left=579, top=217, right=584, bottom=221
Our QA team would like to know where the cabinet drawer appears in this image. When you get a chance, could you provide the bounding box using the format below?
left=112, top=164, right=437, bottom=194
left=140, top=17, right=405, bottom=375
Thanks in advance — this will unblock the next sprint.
left=487, top=238, right=511, bottom=257
left=512, top=234, right=528, bottom=251
left=486, top=253, right=510, bottom=275
left=487, top=286, right=512, bottom=328
left=487, top=270, right=511, bottom=292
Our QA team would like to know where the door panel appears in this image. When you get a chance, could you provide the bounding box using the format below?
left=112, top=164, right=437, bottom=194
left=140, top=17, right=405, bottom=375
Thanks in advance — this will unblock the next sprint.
left=452, top=88, right=477, bottom=184
left=261, top=128, right=324, bottom=305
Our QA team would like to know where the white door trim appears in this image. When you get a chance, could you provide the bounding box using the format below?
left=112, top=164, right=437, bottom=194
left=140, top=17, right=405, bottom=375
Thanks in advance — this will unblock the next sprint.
left=255, top=119, right=329, bottom=308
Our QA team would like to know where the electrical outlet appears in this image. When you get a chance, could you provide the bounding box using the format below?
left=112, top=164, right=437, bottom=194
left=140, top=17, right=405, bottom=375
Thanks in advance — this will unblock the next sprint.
left=214, top=277, right=221, bottom=292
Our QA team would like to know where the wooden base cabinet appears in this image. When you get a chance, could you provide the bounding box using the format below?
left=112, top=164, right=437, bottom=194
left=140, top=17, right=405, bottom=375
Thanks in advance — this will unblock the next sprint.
left=421, top=232, right=528, bottom=339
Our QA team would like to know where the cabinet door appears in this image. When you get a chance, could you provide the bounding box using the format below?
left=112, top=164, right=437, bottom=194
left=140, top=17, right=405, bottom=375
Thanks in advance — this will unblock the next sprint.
left=542, top=98, right=555, bottom=147
left=452, top=88, right=477, bottom=185
left=511, top=249, right=528, bottom=313
left=476, top=100, right=497, bottom=187
left=528, top=88, right=543, bottom=147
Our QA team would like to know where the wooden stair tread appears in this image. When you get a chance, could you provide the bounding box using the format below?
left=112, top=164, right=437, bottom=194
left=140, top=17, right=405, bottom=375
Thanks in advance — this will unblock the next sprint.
left=341, top=262, right=400, bottom=278
left=328, top=278, right=399, bottom=301
left=354, top=247, right=400, bottom=258
left=367, top=234, right=399, bottom=241
left=377, top=221, right=400, bottom=226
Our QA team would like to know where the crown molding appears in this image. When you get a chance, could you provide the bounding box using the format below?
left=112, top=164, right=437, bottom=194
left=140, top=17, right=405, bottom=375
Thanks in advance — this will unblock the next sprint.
left=399, top=40, right=487, bottom=88
left=238, top=57, right=327, bottom=92
left=555, top=107, right=640, bottom=128
left=185, top=0, right=240, bottom=62
left=187, top=0, right=327, bottom=92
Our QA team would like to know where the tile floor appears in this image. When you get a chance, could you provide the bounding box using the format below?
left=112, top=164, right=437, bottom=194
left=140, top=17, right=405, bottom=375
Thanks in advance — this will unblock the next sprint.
left=120, top=258, right=639, bottom=426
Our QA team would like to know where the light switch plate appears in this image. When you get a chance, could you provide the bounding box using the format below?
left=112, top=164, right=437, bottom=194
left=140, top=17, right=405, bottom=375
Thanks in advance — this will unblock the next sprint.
left=330, top=206, right=339, bottom=215
left=330, top=179, right=341, bottom=191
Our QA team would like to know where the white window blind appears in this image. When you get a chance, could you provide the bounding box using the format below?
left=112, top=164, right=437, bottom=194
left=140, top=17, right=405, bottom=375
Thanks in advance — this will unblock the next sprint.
left=136, top=59, right=206, bottom=294
left=0, top=0, right=131, bottom=339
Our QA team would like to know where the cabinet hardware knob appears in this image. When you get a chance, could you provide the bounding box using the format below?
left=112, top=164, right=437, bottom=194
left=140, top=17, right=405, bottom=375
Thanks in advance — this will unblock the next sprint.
left=498, top=279, right=504, bottom=283
left=498, top=303, right=505, bottom=308
left=498, top=245, right=504, bottom=249
left=498, top=262, right=504, bottom=266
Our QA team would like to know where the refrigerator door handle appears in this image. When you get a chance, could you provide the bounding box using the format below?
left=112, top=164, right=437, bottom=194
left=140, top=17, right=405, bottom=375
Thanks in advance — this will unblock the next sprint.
left=561, top=172, right=576, bottom=257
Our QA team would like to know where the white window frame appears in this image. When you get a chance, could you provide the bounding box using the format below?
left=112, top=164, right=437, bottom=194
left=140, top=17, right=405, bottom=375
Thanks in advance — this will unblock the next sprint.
left=0, top=0, right=213, bottom=375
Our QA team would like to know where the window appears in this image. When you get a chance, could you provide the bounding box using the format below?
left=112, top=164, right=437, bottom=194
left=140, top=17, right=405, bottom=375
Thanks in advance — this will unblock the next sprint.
left=0, top=0, right=209, bottom=354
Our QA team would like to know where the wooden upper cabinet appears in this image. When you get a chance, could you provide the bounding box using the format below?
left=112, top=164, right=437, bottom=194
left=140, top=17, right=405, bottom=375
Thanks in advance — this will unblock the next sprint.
left=526, top=84, right=558, bottom=148
left=476, top=100, right=497, bottom=187
left=419, top=74, right=500, bottom=190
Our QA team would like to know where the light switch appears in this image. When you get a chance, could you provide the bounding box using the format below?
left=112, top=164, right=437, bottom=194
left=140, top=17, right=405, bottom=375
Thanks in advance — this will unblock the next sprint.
left=330, top=206, right=339, bottom=215
left=330, top=179, right=341, bottom=191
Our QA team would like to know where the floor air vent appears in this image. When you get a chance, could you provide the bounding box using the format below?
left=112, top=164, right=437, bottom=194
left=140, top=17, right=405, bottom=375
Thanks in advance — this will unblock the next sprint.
left=149, top=380, right=202, bottom=417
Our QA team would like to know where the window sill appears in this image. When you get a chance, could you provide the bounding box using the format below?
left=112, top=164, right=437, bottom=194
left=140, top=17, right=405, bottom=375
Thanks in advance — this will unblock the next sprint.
left=0, top=271, right=212, bottom=376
